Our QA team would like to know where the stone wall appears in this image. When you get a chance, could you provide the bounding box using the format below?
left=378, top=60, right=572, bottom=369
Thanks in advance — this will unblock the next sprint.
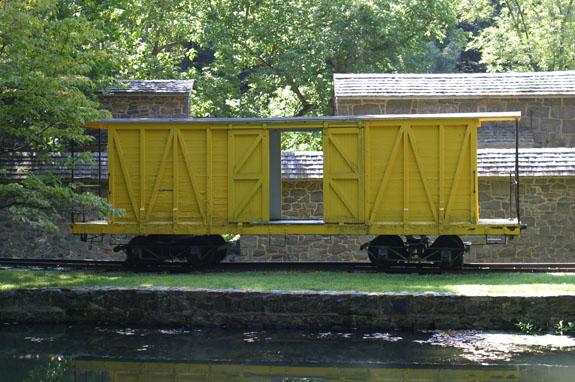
left=2, top=175, right=572, bottom=263
left=281, top=180, right=323, bottom=219
left=2, top=287, right=575, bottom=330
left=240, top=176, right=575, bottom=263
left=0, top=210, right=125, bottom=260
left=336, top=97, right=575, bottom=147
left=242, top=179, right=369, bottom=261
left=240, top=234, right=371, bottom=262
left=99, top=95, right=191, bottom=118
left=469, top=177, right=575, bottom=262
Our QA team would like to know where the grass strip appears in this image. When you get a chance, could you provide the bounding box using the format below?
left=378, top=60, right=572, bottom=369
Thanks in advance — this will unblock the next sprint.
left=1, top=269, right=575, bottom=295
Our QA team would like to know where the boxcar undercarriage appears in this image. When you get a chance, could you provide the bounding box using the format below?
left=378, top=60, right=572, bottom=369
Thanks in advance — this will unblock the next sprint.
left=111, top=233, right=471, bottom=269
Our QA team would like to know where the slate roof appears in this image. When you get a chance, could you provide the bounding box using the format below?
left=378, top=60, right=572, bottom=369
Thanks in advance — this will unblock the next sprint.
left=478, top=126, right=534, bottom=148
left=478, top=148, right=575, bottom=177
left=282, top=151, right=323, bottom=179
left=105, top=80, right=195, bottom=94
left=0, top=152, right=108, bottom=181
left=2, top=149, right=574, bottom=182
left=280, top=149, right=575, bottom=178
left=334, top=72, right=575, bottom=98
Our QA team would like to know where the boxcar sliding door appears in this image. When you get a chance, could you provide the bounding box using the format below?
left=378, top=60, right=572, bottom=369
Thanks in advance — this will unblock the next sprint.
left=365, top=119, right=478, bottom=232
left=228, top=128, right=270, bottom=223
left=323, top=126, right=364, bottom=223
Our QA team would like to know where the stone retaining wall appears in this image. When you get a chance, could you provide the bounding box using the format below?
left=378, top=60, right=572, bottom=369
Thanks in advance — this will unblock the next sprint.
left=0, top=210, right=125, bottom=260
left=336, top=97, right=575, bottom=147
left=240, top=176, right=575, bottom=263
left=1, top=288, right=574, bottom=330
left=2, top=175, right=573, bottom=263
left=470, top=177, right=575, bottom=262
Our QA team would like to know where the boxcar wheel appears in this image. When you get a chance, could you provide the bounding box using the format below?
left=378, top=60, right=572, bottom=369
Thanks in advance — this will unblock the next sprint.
left=429, top=235, right=464, bottom=269
left=124, top=236, right=164, bottom=267
left=207, top=235, right=228, bottom=265
left=185, top=236, right=211, bottom=267
left=186, top=235, right=228, bottom=267
left=367, top=235, right=406, bottom=269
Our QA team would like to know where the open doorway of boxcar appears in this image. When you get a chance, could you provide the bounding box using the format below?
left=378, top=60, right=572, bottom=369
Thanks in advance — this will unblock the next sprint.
left=269, top=129, right=323, bottom=222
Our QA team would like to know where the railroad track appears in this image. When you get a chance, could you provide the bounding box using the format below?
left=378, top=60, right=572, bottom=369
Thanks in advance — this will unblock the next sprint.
left=1, top=258, right=575, bottom=273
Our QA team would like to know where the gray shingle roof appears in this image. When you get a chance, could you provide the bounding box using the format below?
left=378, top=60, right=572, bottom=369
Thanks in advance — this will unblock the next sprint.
left=0, top=152, right=108, bottom=181
left=282, top=151, right=323, bottom=179
left=281, top=149, right=575, bottom=178
left=478, top=148, right=575, bottom=177
left=478, top=126, right=534, bottom=148
left=3, top=149, right=573, bottom=182
left=105, top=80, right=194, bottom=94
left=334, top=72, right=575, bottom=98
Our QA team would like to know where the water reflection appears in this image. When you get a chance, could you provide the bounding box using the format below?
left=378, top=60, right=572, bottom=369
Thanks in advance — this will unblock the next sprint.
left=74, top=360, right=520, bottom=381
left=1, top=324, right=574, bottom=382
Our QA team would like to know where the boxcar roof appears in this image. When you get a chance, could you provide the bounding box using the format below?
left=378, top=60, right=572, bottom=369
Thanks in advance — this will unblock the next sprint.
left=85, top=112, right=521, bottom=128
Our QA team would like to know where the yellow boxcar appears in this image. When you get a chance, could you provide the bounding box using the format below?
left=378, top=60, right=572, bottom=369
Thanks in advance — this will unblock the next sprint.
left=70, top=113, right=522, bottom=267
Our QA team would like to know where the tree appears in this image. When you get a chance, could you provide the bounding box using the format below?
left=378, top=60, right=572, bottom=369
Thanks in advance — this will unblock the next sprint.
left=105, top=0, right=202, bottom=79
left=463, top=0, right=575, bottom=71
left=0, top=0, right=119, bottom=230
left=193, top=0, right=458, bottom=118
left=0, top=0, right=461, bottom=231
left=425, top=28, right=470, bottom=73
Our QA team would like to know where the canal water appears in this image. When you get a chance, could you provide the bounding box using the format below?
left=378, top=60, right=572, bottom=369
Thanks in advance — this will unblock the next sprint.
left=1, top=324, right=574, bottom=381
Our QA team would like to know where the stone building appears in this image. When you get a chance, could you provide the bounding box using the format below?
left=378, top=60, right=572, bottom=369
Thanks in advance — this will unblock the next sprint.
left=84, top=80, right=195, bottom=150
left=334, top=72, right=575, bottom=147
left=334, top=72, right=575, bottom=262
left=242, top=72, right=575, bottom=262
left=3, top=74, right=574, bottom=263
left=99, top=80, right=194, bottom=119
left=475, top=149, right=575, bottom=261
left=241, top=148, right=575, bottom=262
left=0, top=80, right=194, bottom=259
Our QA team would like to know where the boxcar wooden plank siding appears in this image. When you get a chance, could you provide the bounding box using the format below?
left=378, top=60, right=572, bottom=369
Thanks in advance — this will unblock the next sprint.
left=323, top=126, right=363, bottom=223
left=364, top=120, right=477, bottom=228
left=71, top=113, right=521, bottom=238
left=229, top=128, right=269, bottom=223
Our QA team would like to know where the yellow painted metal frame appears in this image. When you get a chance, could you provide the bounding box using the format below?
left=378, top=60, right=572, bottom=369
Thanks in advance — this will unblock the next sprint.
left=71, top=114, right=522, bottom=237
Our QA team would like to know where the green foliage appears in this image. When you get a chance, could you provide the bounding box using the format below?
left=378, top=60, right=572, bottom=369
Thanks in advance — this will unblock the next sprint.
left=281, top=131, right=323, bottom=151
left=516, top=320, right=542, bottom=335
left=0, top=172, right=122, bottom=231
left=193, top=0, right=457, bottom=118
left=0, top=0, right=119, bottom=230
left=0, top=0, right=112, bottom=155
left=106, top=0, right=202, bottom=79
left=222, top=233, right=240, bottom=241
left=554, top=320, right=575, bottom=336
left=462, top=0, right=575, bottom=71
left=516, top=319, right=575, bottom=336
left=425, top=28, right=469, bottom=73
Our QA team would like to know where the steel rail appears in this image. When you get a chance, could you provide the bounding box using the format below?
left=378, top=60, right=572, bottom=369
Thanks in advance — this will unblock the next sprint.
left=2, top=258, right=575, bottom=273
